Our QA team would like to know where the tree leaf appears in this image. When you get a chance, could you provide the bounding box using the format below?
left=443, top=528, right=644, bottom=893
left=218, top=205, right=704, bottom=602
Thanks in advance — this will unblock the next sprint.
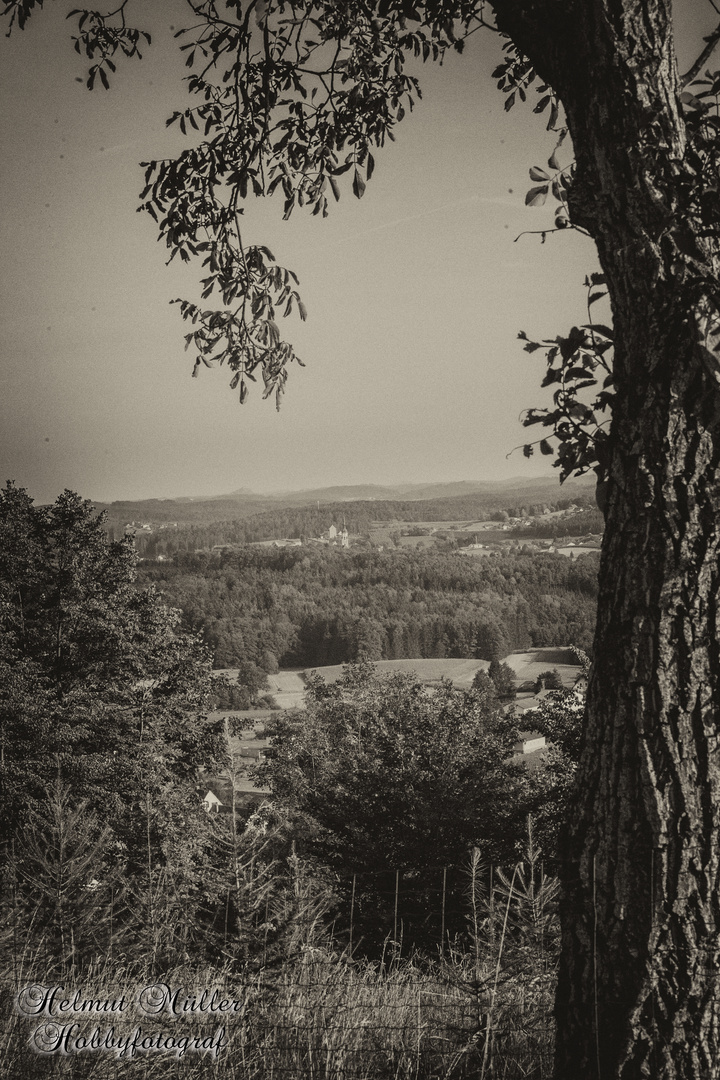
left=585, top=324, right=614, bottom=339
left=680, top=91, right=706, bottom=112
left=525, top=185, right=549, bottom=207
left=352, top=170, right=366, bottom=199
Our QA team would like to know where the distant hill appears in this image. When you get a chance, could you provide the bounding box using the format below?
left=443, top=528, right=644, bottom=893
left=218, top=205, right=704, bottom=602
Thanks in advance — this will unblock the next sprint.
left=95, top=475, right=595, bottom=529
left=265, top=480, right=552, bottom=504
left=96, top=496, right=274, bottom=526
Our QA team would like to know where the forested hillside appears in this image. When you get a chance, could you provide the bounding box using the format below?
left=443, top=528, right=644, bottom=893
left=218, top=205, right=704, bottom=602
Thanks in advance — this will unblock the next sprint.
left=139, top=546, right=599, bottom=669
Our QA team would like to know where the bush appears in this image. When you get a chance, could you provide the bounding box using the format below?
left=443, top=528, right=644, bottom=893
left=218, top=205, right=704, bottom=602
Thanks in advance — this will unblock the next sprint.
left=534, top=669, right=564, bottom=692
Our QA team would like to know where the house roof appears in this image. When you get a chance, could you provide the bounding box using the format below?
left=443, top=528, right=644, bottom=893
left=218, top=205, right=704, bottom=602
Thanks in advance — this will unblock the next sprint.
left=199, top=778, right=233, bottom=804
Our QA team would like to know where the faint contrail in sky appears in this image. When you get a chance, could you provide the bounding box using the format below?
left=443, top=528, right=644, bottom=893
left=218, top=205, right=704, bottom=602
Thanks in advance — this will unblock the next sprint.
left=333, top=194, right=515, bottom=244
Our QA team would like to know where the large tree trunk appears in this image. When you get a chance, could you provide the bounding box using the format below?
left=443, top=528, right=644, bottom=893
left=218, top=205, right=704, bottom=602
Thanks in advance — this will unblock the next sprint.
left=494, top=2, right=720, bottom=1076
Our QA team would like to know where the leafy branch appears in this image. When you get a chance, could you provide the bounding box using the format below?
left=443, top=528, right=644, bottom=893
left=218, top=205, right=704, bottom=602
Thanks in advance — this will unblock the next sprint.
left=131, top=0, right=483, bottom=403
left=13, top=1, right=720, bottom=429
left=67, top=4, right=151, bottom=89
left=510, top=275, right=615, bottom=484
left=500, top=49, right=720, bottom=483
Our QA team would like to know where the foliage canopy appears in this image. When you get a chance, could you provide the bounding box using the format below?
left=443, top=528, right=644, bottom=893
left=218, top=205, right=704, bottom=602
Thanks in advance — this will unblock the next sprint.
left=257, top=663, right=527, bottom=872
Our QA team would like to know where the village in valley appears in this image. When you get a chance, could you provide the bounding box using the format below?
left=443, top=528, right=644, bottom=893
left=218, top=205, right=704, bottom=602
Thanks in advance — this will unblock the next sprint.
left=120, top=495, right=602, bottom=562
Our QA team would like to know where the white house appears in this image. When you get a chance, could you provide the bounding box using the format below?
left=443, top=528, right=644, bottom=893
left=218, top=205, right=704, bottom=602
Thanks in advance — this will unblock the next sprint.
left=202, top=789, right=223, bottom=813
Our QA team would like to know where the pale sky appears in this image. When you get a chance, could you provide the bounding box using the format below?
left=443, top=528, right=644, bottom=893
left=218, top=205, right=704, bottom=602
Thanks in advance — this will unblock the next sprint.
left=0, top=1, right=714, bottom=503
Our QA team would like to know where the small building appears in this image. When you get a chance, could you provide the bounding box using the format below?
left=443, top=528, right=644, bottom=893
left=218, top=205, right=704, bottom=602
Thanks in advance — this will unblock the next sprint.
left=202, top=789, right=223, bottom=813
left=513, top=732, right=547, bottom=755
left=238, top=745, right=267, bottom=762
left=199, top=777, right=233, bottom=813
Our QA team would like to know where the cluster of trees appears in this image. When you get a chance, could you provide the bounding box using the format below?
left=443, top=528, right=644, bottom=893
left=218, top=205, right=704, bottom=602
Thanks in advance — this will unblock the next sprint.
left=0, top=483, right=224, bottom=835
left=260, top=665, right=523, bottom=873
left=139, top=546, right=598, bottom=670
left=483, top=659, right=519, bottom=700
left=210, top=659, right=277, bottom=710
left=489, top=497, right=589, bottom=521
left=255, top=662, right=580, bottom=947
left=0, top=484, right=296, bottom=971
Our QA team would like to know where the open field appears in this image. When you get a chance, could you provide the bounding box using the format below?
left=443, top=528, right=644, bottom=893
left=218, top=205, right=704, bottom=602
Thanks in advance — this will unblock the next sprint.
left=367, top=517, right=602, bottom=555
left=371, top=518, right=488, bottom=530
left=305, top=656, right=491, bottom=687
left=219, top=650, right=583, bottom=713
left=395, top=534, right=436, bottom=548
left=214, top=669, right=308, bottom=709
left=304, top=650, right=582, bottom=692
left=502, top=647, right=582, bottom=688
left=368, top=520, right=516, bottom=542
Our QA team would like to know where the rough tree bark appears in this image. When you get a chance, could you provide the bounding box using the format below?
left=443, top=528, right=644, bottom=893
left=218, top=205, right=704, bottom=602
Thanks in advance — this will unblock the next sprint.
left=494, top=2, right=720, bottom=1077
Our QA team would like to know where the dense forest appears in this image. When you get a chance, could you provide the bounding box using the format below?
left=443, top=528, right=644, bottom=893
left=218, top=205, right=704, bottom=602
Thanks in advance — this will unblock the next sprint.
left=139, top=546, right=599, bottom=669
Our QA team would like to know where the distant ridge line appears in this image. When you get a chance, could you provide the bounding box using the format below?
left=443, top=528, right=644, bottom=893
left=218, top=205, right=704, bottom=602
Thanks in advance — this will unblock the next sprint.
left=96, top=473, right=594, bottom=514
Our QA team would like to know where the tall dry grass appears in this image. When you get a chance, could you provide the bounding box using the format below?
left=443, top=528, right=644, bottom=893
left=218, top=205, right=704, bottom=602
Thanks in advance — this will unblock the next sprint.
left=0, top=835, right=557, bottom=1079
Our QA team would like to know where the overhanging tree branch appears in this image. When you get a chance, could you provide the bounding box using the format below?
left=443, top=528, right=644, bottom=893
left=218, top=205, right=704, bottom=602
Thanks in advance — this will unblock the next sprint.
left=681, top=22, right=720, bottom=88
